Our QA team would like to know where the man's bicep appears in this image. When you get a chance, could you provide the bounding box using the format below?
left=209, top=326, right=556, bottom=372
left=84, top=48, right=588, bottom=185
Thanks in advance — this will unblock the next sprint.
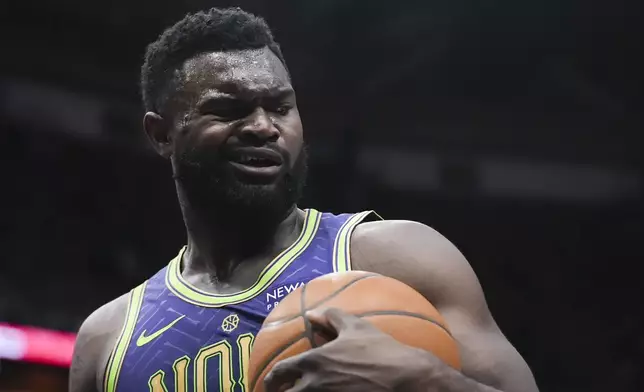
left=404, top=224, right=538, bottom=391
left=407, top=226, right=539, bottom=391
left=351, top=220, right=538, bottom=391
left=439, top=305, right=539, bottom=392
left=70, top=294, right=128, bottom=392
left=70, top=316, right=104, bottom=392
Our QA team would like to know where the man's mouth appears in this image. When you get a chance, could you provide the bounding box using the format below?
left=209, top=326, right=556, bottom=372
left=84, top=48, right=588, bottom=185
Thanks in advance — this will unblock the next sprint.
left=233, top=155, right=278, bottom=167
left=227, top=148, right=284, bottom=177
left=229, top=149, right=284, bottom=167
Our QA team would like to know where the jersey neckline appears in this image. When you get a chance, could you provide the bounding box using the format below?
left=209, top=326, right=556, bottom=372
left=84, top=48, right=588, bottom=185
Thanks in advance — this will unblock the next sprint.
left=165, top=208, right=322, bottom=307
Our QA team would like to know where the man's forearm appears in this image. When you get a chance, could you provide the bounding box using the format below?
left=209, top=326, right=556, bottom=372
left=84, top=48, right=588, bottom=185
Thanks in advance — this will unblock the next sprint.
left=401, top=351, right=503, bottom=392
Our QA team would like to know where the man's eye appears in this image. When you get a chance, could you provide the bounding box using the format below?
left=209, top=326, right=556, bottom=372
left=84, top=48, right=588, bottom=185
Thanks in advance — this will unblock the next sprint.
left=206, top=106, right=251, bottom=120
left=275, top=105, right=292, bottom=116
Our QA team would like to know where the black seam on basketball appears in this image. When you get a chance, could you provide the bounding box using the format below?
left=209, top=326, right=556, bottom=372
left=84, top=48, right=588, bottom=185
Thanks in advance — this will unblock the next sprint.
left=248, top=332, right=308, bottom=392
left=262, top=273, right=381, bottom=327
left=355, top=310, right=453, bottom=337
left=301, top=281, right=317, bottom=348
left=305, top=273, right=381, bottom=311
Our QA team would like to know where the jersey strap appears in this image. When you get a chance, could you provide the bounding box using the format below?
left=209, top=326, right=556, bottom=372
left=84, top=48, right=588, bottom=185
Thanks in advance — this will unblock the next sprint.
left=103, top=282, right=147, bottom=392
left=333, top=211, right=382, bottom=273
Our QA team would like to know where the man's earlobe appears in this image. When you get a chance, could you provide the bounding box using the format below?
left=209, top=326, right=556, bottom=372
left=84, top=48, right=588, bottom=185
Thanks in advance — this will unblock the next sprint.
left=143, top=112, right=173, bottom=158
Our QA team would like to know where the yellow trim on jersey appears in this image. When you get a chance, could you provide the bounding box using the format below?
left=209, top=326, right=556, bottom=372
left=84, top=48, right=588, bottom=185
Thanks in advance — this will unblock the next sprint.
left=333, top=211, right=382, bottom=272
left=104, top=282, right=147, bottom=392
left=165, top=209, right=321, bottom=307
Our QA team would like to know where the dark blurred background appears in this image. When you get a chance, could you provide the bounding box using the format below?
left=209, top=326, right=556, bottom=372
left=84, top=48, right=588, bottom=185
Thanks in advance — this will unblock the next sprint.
left=0, top=0, right=642, bottom=391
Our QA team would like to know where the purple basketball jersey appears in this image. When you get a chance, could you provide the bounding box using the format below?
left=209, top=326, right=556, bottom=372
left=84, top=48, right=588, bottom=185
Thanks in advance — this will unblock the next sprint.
left=103, top=209, right=375, bottom=392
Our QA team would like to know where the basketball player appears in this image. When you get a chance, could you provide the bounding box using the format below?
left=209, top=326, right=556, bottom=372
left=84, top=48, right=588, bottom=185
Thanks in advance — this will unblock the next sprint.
left=70, top=7, right=538, bottom=392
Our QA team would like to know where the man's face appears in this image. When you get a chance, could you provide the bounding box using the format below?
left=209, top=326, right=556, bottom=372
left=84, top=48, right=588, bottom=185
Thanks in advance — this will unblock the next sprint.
left=165, top=48, right=306, bottom=220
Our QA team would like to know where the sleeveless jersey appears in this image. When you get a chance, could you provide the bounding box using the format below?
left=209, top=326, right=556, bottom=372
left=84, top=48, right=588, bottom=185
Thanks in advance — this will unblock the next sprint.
left=103, top=209, right=376, bottom=392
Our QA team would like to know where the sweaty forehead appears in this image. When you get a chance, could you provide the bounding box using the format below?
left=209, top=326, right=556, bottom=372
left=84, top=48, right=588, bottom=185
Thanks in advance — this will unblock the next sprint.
left=180, top=47, right=291, bottom=98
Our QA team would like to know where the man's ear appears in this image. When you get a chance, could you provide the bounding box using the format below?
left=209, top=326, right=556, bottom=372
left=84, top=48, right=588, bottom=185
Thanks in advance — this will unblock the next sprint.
left=143, top=112, right=173, bottom=158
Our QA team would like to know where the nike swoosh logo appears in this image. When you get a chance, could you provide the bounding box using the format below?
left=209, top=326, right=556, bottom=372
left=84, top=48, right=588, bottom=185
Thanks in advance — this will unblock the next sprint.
left=136, top=315, right=185, bottom=347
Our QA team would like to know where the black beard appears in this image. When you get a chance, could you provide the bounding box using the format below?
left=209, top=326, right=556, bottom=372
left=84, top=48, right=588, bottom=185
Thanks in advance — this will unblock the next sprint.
left=172, top=144, right=308, bottom=234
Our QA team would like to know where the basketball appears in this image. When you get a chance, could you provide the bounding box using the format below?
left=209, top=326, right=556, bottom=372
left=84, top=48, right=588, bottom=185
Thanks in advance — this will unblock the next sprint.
left=248, top=271, right=461, bottom=392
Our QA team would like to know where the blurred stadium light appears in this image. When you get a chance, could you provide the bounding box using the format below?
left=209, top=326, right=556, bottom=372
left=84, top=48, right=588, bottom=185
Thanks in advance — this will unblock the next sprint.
left=0, top=324, right=74, bottom=368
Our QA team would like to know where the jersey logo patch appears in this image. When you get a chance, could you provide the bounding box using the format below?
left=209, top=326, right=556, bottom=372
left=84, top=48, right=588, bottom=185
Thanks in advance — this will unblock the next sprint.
left=136, top=315, right=185, bottom=347
left=221, top=313, right=240, bottom=333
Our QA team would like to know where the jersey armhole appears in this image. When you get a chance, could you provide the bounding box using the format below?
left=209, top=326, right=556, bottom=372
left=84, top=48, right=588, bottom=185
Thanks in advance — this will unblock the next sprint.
left=102, top=282, right=147, bottom=392
left=333, top=211, right=383, bottom=273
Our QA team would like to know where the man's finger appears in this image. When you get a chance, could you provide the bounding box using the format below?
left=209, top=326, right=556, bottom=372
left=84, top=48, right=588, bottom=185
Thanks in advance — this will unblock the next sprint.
left=264, top=354, right=311, bottom=392
left=282, top=374, right=315, bottom=392
left=306, top=307, right=360, bottom=332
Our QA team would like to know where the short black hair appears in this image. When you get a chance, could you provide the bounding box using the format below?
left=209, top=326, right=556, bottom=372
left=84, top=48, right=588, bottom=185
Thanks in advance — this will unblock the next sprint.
left=141, top=7, right=287, bottom=113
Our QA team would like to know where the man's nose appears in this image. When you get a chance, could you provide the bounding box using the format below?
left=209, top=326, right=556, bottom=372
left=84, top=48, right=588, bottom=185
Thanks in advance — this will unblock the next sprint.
left=238, top=107, right=279, bottom=144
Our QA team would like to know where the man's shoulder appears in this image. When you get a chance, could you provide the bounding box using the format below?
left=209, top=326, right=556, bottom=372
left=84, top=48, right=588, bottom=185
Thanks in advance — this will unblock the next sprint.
left=350, top=219, right=471, bottom=290
left=350, top=219, right=437, bottom=267
left=79, top=293, right=130, bottom=337
left=352, top=219, right=446, bottom=248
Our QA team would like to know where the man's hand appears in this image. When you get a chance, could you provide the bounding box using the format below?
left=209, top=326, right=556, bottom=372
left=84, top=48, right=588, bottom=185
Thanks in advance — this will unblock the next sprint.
left=264, top=308, right=459, bottom=392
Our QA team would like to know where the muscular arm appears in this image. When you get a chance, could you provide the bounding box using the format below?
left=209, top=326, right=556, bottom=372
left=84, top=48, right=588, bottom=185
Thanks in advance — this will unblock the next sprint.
left=69, top=294, right=128, bottom=392
left=351, top=220, right=539, bottom=392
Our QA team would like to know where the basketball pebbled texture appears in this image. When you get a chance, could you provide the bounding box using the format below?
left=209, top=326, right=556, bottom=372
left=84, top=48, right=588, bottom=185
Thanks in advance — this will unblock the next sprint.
left=248, top=271, right=461, bottom=392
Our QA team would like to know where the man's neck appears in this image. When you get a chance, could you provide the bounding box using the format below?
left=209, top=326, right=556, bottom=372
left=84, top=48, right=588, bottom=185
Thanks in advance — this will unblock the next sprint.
left=180, top=202, right=303, bottom=282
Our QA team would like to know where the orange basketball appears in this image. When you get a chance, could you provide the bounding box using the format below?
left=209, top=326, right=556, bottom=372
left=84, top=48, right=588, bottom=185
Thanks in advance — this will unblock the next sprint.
left=248, top=271, right=461, bottom=392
